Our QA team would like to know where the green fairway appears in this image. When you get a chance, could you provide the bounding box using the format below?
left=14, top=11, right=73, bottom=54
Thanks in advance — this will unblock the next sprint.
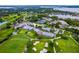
left=0, top=28, right=13, bottom=42
left=55, top=34, right=79, bottom=53
left=0, top=29, right=29, bottom=53
left=27, top=39, right=54, bottom=53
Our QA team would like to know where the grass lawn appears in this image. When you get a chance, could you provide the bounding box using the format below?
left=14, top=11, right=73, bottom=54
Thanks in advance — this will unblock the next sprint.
left=0, top=28, right=13, bottom=42
left=0, top=29, right=29, bottom=53
left=55, top=35, right=79, bottom=53
left=27, top=39, right=54, bottom=53
left=0, top=28, right=79, bottom=53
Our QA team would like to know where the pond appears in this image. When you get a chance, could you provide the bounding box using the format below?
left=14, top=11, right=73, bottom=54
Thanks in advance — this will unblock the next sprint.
left=0, top=21, right=8, bottom=26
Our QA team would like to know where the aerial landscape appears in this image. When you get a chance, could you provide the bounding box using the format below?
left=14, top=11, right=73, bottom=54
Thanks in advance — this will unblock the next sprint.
left=0, top=5, right=79, bottom=53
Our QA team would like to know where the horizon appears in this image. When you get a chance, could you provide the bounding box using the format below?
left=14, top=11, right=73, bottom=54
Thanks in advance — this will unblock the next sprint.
left=0, top=5, right=79, bottom=8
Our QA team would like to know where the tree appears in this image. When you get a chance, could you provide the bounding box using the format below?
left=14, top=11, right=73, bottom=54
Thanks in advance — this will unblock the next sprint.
left=51, top=16, right=58, bottom=20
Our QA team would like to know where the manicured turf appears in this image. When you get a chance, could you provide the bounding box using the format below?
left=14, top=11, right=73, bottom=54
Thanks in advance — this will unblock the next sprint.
left=0, top=28, right=13, bottom=42
left=0, top=29, right=29, bottom=53
left=55, top=35, right=79, bottom=53
left=0, top=28, right=79, bottom=53
left=27, top=39, right=54, bottom=53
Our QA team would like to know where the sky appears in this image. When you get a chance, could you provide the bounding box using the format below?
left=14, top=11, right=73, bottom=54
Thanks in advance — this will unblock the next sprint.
left=0, top=0, right=79, bottom=5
